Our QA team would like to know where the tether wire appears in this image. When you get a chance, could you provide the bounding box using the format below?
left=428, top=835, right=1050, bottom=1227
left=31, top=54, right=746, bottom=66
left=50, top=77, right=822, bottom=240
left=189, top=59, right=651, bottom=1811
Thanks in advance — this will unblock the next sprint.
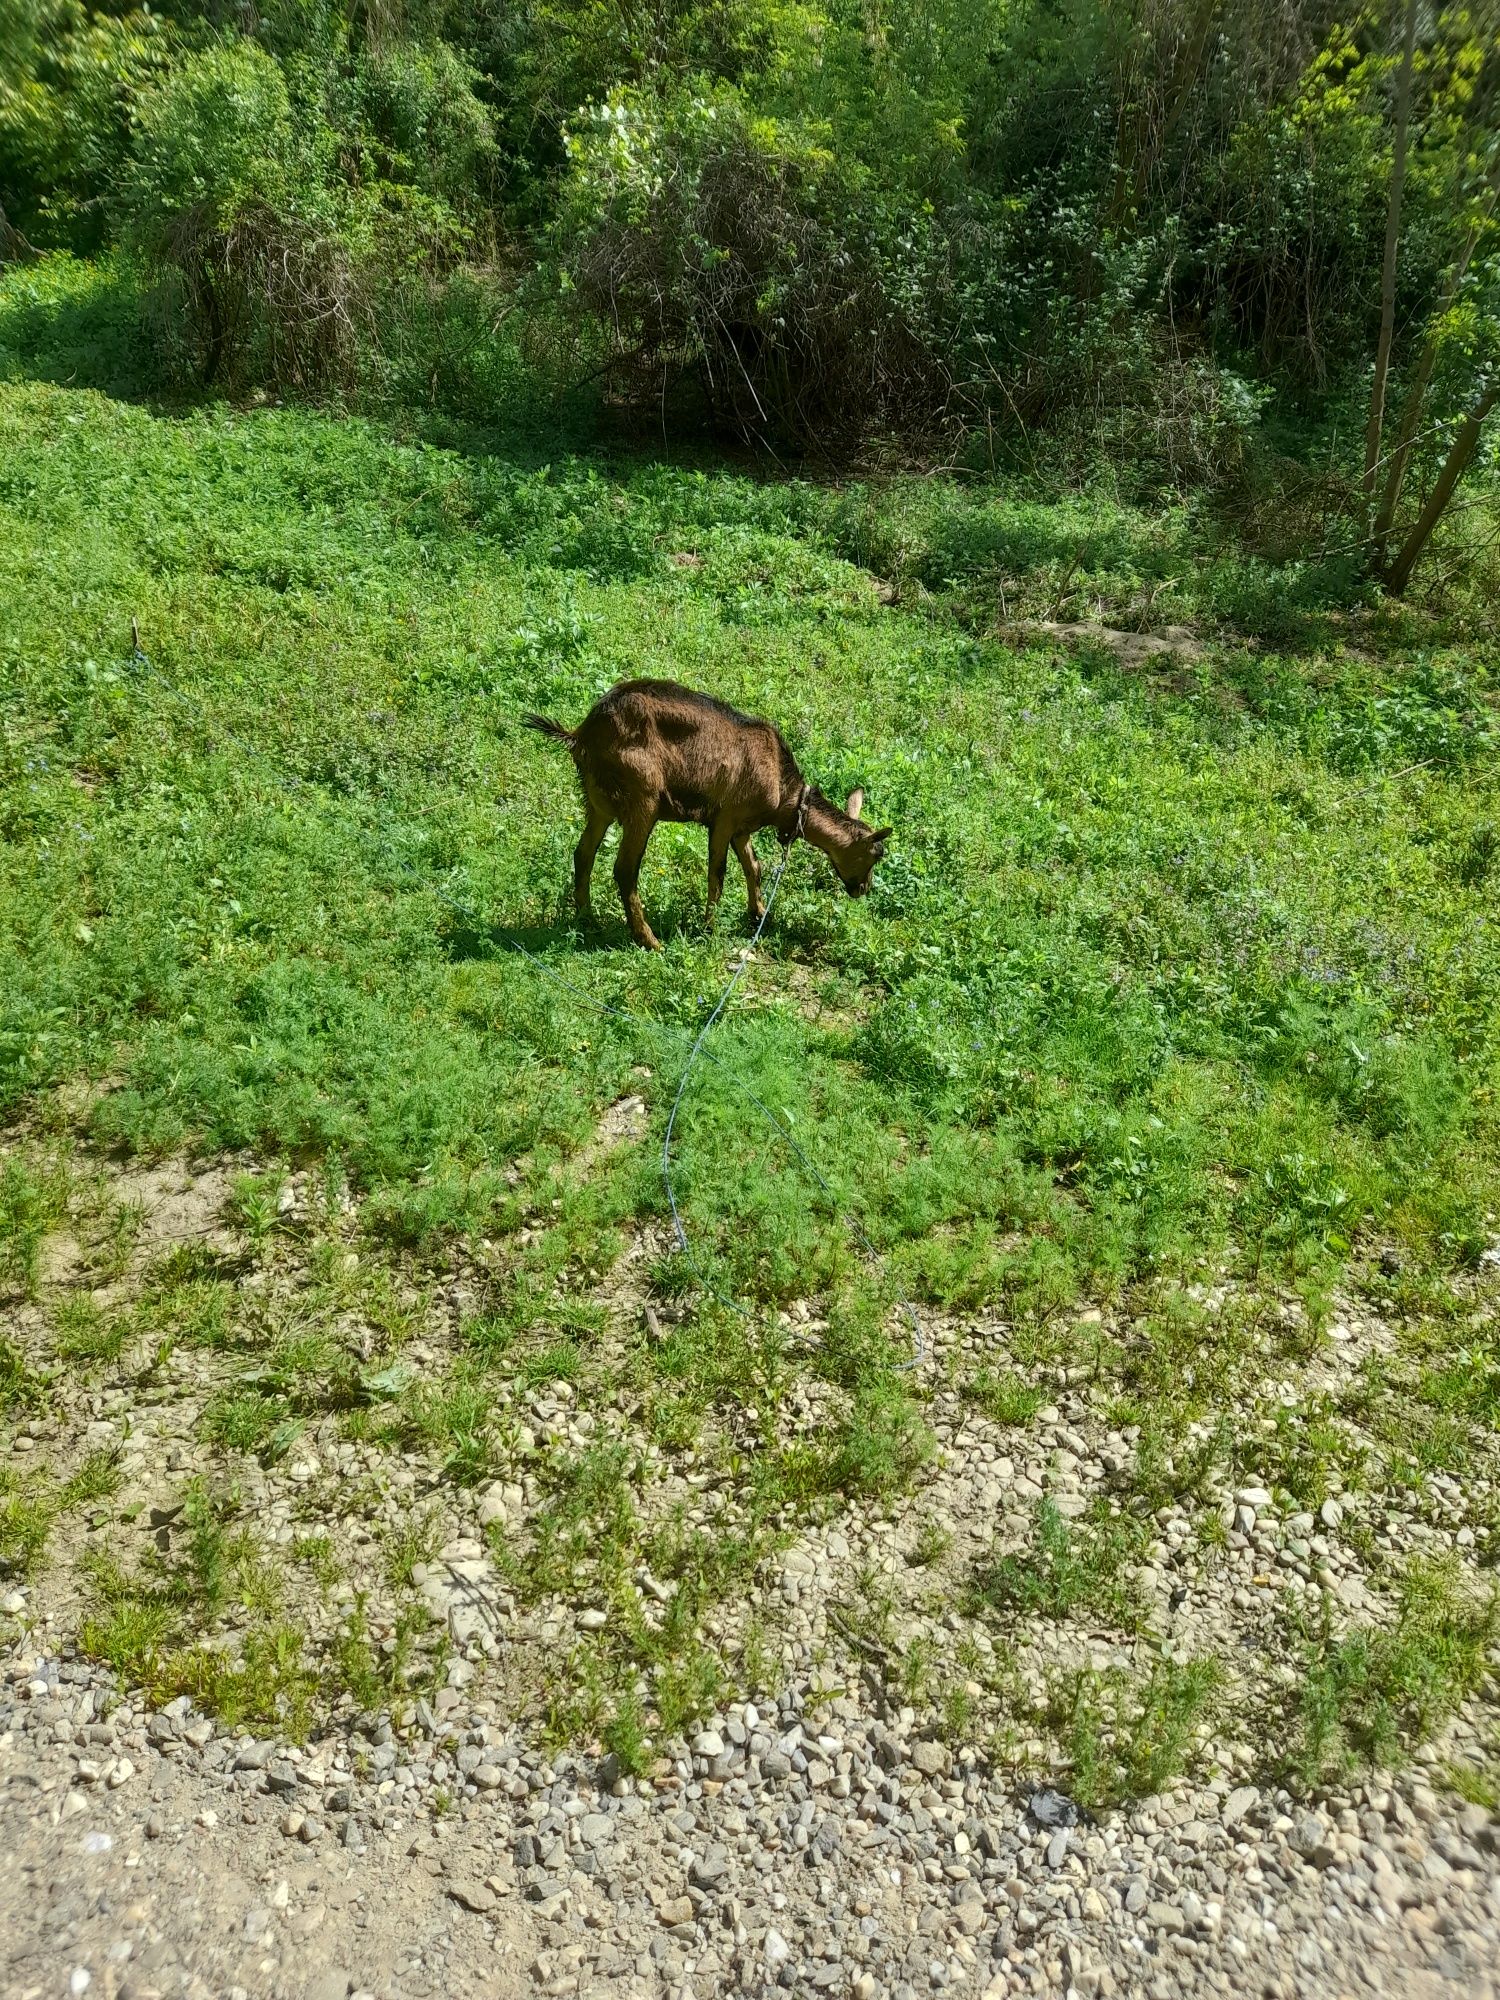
left=120, top=624, right=925, bottom=1367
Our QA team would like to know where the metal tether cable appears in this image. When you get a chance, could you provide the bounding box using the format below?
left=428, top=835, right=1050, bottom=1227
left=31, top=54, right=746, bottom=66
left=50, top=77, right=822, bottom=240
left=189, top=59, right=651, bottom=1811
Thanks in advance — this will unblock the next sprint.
left=121, top=626, right=924, bottom=1368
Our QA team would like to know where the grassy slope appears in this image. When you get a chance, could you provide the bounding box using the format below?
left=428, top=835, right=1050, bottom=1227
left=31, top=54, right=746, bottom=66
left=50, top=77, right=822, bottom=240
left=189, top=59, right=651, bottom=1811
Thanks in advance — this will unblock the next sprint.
left=4, top=376, right=1496, bottom=1306
left=3, top=268, right=1499, bottom=1776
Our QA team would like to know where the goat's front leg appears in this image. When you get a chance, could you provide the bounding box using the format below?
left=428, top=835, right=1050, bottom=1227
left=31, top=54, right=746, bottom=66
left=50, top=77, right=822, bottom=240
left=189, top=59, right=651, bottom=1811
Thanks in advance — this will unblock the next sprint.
left=705, top=818, right=732, bottom=928
left=613, top=808, right=661, bottom=950
left=733, top=832, right=765, bottom=922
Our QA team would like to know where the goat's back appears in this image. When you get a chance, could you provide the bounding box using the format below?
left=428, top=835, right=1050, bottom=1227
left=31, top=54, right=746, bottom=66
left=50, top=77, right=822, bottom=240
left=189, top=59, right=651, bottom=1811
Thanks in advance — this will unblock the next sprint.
left=574, top=679, right=794, bottom=823
left=580, top=679, right=766, bottom=745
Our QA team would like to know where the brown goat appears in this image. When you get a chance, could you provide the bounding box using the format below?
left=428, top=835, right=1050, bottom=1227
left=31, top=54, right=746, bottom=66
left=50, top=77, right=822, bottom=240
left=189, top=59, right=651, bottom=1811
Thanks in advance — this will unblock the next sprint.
left=525, top=678, right=892, bottom=950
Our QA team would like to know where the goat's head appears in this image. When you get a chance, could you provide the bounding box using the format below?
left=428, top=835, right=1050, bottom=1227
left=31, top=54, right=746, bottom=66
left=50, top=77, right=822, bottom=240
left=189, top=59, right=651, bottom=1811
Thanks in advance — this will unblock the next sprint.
left=829, top=787, right=893, bottom=900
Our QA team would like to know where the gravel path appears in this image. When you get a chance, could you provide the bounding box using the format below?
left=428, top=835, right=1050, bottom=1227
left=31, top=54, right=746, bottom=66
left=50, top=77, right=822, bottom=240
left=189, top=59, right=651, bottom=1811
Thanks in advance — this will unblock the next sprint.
left=5, top=1149, right=1500, bottom=1998
left=5, top=1638, right=1499, bottom=2000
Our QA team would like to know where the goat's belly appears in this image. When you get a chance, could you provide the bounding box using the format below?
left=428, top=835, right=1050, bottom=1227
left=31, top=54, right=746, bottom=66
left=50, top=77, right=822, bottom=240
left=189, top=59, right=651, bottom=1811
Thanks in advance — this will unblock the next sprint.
left=657, top=790, right=714, bottom=826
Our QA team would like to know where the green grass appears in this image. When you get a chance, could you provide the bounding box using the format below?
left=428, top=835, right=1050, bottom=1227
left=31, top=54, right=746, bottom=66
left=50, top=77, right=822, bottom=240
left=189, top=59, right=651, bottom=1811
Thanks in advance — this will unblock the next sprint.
left=4, top=258, right=1500, bottom=1780
left=3, top=352, right=1497, bottom=1339
left=964, top=1368, right=1046, bottom=1427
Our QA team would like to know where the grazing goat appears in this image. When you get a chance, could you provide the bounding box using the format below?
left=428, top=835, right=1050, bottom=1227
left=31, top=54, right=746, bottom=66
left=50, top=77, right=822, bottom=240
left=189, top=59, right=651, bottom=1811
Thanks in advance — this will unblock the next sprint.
left=525, top=678, right=892, bottom=950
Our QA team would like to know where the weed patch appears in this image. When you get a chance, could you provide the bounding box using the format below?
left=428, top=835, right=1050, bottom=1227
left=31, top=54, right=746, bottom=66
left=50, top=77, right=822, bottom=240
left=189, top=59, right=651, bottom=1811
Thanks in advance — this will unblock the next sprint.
left=1291, top=1561, right=1498, bottom=1787
left=971, top=1499, right=1145, bottom=1630
left=1050, top=1655, right=1222, bottom=1809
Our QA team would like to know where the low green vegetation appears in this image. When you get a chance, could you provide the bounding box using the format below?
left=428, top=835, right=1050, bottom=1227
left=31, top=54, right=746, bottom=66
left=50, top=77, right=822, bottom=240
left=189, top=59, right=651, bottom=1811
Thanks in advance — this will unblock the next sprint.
left=2, top=244, right=1498, bottom=1799
left=1051, top=1656, right=1224, bottom=1812
left=971, top=1500, right=1146, bottom=1629
left=1292, top=1560, right=1499, bottom=1787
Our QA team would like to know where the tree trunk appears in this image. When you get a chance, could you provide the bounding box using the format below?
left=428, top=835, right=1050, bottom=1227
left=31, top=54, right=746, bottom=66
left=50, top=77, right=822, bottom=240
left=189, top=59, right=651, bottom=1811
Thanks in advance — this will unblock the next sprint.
left=1362, top=0, right=1419, bottom=507
left=1371, top=156, right=1500, bottom=565
left=0, top=200, right=37, bottom=265
left=1382, top=381, right=1498, bottom=595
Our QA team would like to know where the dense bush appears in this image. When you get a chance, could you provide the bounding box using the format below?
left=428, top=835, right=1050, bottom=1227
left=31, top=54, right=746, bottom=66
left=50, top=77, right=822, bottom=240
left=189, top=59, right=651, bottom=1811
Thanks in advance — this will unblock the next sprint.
left=111, top=32, right=492, bottom=386
left=0, top=0, right=1496, bottom=543
left=113, top=39, right=352, bottom=384
left=0, top=0, right=173, bottom=249
left=551, top=85, right=950, bottom=447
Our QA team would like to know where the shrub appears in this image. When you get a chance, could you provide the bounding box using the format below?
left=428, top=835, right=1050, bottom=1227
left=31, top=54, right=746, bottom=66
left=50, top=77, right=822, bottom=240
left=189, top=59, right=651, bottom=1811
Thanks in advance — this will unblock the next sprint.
left=336, top=40, right=497, bottom=216
left=551, top=83, right=950, bottom=447
left=115, top=37, right=480, bottom=389
left=0, top=0, right=174, bottom=250
left=116, top=39, right=344, bottom=384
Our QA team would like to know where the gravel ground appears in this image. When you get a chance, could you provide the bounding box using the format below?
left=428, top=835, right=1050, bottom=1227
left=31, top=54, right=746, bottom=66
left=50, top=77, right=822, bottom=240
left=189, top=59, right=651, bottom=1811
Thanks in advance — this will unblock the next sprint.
left=4, top=1636, right=1500, bottom=1999
left=4, top=1149, right=1500, bottom=1998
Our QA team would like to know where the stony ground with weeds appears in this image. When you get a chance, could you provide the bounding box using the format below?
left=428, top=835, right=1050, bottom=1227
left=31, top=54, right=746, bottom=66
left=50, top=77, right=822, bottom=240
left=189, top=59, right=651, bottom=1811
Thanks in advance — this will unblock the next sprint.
left=3, top=1150, right=1500, bottom=1998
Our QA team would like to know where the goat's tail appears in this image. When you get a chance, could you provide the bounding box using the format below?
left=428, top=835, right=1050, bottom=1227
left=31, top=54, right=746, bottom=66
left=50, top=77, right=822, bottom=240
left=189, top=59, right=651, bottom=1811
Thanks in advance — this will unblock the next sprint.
left=523, top=712, right=575, bottom=746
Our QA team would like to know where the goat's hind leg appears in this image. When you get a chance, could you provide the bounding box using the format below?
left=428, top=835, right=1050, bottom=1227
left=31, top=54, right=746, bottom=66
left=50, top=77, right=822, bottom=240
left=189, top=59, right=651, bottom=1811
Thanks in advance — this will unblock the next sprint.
left=613, top=807, right=662, bottom=951
left=573, top=790, right=613, bottom=921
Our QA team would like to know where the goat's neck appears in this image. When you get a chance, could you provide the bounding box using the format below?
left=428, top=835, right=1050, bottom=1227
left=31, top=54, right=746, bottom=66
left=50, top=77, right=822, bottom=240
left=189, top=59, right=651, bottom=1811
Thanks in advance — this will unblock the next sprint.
left=798, top=797, right=860, bottom=859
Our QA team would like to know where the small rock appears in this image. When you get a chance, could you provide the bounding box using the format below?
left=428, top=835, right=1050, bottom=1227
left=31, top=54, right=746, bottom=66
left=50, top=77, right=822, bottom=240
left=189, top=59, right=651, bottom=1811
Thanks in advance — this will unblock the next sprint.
left=1222, top=1786, right=1259, bottom=1829
left=304, top=1977, right=351, bottom=2000
left=657, top=1896, right=695, bottom=1927
left=690, top=1848, right=730, bottom=1890
left=1028, top=1789, right=1080, bottom=1830
left=448, top=1879, right=497, bottom=1915
left=910, top=1739, right=947, bottom=1777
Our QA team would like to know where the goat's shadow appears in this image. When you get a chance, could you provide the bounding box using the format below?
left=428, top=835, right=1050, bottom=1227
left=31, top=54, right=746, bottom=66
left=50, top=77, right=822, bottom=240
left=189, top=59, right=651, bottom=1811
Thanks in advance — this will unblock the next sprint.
left=437, top=901, right=812, bottom=966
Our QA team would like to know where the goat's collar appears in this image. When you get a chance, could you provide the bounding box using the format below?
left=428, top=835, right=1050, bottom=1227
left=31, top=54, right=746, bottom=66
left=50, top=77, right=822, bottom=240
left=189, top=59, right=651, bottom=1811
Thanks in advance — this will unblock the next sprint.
left=782, top=783, right=812, bottom=848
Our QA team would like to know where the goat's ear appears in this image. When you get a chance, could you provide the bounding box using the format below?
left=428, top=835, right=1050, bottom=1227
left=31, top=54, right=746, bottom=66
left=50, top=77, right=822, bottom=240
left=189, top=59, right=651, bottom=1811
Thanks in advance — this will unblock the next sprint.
left=845, top=787, right=864, bottom=821
left=871, top=826, right=893, bottom=842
